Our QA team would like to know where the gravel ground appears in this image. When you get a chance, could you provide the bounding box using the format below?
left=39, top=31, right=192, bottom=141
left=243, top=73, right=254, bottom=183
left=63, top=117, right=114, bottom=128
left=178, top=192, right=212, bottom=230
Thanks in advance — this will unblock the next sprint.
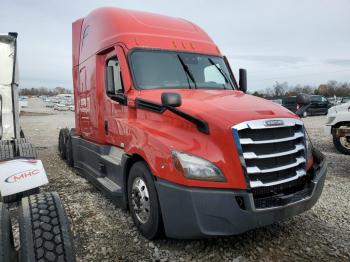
left=19, top=98, right=350, bottom=261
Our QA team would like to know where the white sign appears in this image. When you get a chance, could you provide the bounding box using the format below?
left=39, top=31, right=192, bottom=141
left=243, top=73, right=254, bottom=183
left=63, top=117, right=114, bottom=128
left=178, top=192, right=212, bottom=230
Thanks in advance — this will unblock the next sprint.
left=0, top=159, right=48, bottom=196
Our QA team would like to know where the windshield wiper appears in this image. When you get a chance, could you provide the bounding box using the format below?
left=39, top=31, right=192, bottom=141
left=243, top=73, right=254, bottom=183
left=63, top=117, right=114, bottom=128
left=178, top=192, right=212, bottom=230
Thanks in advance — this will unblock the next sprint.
left=208, top=58, right=234, bottom=90
left=177, top=54, right=197, bottom=89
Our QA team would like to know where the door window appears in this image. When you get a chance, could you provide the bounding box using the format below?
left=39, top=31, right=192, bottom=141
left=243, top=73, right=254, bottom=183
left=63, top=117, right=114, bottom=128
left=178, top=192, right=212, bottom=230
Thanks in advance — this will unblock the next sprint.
left=105, top=57, right=123, bottom=95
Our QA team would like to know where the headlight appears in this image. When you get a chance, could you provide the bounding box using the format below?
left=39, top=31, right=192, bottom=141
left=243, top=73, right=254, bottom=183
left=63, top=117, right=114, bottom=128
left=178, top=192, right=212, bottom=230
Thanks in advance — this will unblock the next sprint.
left=172, top=151, right=225, bottom=182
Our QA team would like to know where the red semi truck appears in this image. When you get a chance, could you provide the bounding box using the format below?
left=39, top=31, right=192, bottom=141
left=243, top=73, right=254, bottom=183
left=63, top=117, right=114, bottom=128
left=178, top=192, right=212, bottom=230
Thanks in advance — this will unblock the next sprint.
left=59, top=7, right=327, bottom=239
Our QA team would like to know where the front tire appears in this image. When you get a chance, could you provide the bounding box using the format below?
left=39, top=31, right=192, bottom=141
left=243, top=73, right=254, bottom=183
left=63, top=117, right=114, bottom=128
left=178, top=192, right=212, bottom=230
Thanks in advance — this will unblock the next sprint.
left=333, top=134, right=350, bottom=155
left=127, top=162, right=162, bottom=239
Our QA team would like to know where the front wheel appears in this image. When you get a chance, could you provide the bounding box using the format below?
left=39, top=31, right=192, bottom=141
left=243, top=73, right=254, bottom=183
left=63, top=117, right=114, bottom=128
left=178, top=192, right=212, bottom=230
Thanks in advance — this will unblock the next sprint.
left=333, top=134, right=350, bottom=155
left=127, top=162, right=163, bottom=239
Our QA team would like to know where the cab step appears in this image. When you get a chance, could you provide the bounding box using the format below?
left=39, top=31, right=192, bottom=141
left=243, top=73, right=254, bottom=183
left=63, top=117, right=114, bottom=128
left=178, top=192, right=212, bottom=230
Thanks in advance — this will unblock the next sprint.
left=97, top=177, right=121, bottom=194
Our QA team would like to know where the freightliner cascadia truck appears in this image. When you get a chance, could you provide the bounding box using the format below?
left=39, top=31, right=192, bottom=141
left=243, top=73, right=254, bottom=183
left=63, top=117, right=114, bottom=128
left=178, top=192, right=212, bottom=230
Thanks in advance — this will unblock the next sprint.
left=59, top=7, right=327, bottom=239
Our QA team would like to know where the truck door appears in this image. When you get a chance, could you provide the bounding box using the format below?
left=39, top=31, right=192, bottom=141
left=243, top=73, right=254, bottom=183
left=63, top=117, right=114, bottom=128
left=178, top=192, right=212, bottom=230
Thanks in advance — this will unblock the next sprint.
left=103, top=46, right=129, bottom=148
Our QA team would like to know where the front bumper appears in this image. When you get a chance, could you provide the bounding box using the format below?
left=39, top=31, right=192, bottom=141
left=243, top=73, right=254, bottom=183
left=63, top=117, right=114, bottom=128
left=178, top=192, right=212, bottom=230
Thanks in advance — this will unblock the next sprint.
left=155, top=153, right=327, bottom=239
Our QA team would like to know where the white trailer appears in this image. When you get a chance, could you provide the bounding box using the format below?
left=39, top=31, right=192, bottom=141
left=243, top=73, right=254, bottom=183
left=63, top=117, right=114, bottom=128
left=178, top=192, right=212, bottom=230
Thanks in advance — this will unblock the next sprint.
left=325, top=102, right=350, bottom=154
left=0, top=33, right=75, bottom=262
left=0, top=33, right=20, bottom=140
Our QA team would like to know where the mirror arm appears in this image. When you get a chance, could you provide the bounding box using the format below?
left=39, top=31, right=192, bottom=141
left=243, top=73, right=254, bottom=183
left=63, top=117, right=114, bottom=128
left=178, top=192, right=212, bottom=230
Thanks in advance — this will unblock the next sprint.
left=108, top=93, right=127, bottom=105
left=166, top=106, right=209, bottom=134
left=134, top=96, right=209, bottom=134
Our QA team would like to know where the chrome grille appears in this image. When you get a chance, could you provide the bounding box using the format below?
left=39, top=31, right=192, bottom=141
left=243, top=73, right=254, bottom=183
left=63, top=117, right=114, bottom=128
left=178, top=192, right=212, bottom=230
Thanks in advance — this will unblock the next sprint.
left=232, top=118, right=307, bottom=189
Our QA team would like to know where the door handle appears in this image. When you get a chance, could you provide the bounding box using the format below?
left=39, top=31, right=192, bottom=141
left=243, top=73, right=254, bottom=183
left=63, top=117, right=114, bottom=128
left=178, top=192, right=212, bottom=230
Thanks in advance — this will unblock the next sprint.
left=104, top=120, right=109, bottom=135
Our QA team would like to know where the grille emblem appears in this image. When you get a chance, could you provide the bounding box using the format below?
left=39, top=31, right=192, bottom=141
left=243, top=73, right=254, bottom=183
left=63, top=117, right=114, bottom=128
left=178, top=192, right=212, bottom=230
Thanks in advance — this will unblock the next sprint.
left=264, top=119, right=284, bottom=127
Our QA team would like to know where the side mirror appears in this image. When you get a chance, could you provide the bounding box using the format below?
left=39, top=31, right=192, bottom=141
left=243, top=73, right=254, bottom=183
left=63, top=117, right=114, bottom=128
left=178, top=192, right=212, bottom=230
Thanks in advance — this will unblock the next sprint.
left=239, top=69, right=247, bottom=92
left=161, top=92, right=182, bottom=108
left=296, top=94, right=310, bottom=106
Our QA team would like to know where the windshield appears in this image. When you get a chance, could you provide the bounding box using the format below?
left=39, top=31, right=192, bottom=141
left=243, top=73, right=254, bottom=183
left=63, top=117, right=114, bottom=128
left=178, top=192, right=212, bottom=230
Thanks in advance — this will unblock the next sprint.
left=311, top=96, right=322, bottom=102
left=129, top=50, right=235, bottom=90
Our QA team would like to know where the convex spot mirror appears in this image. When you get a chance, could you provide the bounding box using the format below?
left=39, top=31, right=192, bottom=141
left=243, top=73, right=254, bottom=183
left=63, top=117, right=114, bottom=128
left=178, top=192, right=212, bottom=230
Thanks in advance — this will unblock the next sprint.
left=161, top=92, right=182, bottom=108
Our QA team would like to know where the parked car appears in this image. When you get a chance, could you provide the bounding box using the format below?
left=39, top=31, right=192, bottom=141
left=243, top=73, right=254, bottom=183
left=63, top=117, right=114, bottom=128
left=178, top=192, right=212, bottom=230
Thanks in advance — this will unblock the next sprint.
left=282, top=95, right=330, bottom=116
left=341, top=97, right=350, bottom=104
left=327, top=97, right=337, bottom=106
left=271, top=99, right=282, bottom=105
left=282, top=96, right=298, bottom=112
left=325, top=102, right=350, bottom=154
left=45, top=102, right=55, bottom=108
left=308, top=95, right=331, bottom=115
left=54, top=103, right=68, bottom=111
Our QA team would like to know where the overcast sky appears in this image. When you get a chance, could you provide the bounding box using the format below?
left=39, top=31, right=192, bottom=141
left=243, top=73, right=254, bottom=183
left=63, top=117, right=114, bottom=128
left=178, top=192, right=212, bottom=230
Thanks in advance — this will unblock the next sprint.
left=1, top=0, right=349, bottom=91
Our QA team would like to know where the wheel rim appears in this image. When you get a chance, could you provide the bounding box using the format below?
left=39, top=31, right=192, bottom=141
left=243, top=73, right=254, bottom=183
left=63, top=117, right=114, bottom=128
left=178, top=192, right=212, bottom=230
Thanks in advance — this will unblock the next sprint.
left=340, top=137, right=350, bottom=149
left=131, top=177, right=150, bottom=224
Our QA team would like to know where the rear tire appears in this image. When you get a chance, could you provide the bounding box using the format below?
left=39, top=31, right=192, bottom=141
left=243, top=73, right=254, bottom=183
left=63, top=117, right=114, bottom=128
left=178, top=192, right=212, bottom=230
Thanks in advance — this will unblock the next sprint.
left=58, top=129, right=68, bottom=160
left=0, top=140, right=14, bottom=161
left=127, top=162, right=162, bottom=239
left=2, top=188, right=40, bottom=203
left=65, top=132, right=74, bottom=167
left=16, top=140, right=37, bottom=159
left=19, top=192, right=75, bottom=262
left=0, top=203, right=17, bottom=262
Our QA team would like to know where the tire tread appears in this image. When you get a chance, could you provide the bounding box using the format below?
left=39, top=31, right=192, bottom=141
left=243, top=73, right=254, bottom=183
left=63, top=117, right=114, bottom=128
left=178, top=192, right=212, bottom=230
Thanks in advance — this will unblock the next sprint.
left=19, top=192, right=75, bottom=262
left=0, top=202, right=17, bottom=262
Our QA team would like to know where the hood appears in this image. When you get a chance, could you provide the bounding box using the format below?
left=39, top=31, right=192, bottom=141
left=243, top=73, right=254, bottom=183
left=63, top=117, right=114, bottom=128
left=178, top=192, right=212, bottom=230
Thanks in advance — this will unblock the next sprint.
left=136, top=89, right=297, bottom=128
left=328, top=102, right=350, bottom=114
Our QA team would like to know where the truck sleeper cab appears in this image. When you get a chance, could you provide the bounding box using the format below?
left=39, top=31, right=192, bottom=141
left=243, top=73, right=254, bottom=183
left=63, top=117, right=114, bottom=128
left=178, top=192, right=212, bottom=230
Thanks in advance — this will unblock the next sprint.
left=61, top=7, right=327, bottom=239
